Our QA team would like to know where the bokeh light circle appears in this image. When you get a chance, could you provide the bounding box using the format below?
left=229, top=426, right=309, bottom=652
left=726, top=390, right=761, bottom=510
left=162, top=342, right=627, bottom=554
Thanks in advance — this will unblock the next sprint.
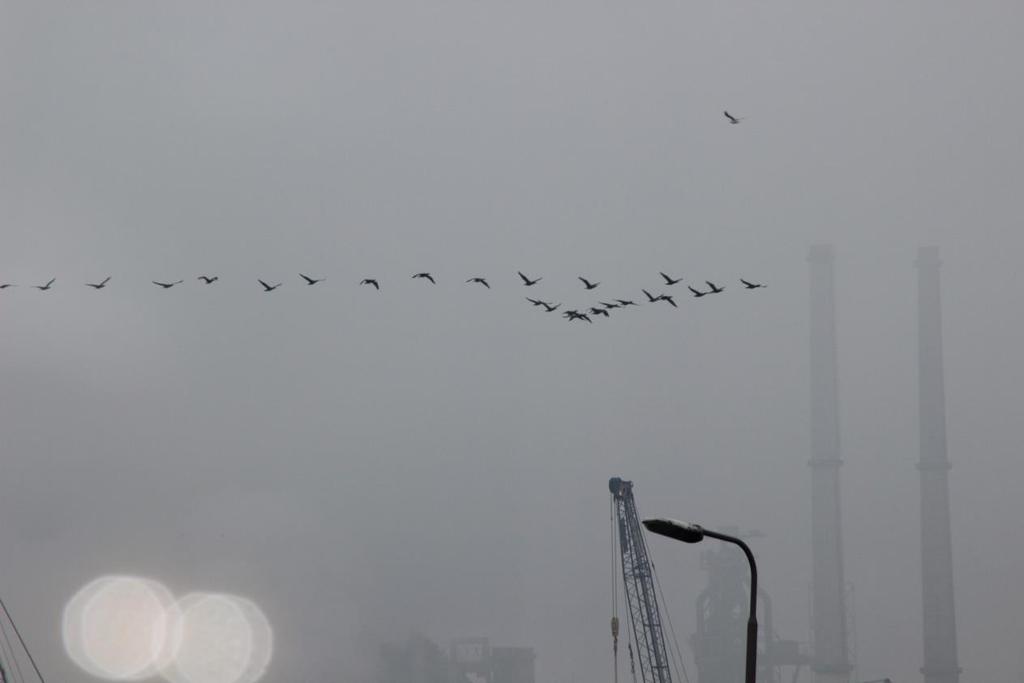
left=63, top=576, right=180, bottom=681
left=161, top=592, right=273, bottom=683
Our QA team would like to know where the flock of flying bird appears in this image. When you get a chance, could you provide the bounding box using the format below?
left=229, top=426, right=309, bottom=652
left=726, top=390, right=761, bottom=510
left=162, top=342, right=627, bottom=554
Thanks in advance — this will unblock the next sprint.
left=0, top=269, right=765, bottom=323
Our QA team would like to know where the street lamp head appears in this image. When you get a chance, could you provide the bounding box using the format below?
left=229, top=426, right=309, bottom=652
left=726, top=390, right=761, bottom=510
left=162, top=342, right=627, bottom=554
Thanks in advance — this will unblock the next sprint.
left=642, top=518, right=705, bottom=544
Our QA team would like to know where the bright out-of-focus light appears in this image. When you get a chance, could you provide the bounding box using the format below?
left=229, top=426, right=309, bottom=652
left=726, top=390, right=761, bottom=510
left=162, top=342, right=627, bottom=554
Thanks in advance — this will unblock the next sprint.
left=63, top=576, right=179, bottom=681
left=64, top=579, right=272, bottom=683
left=162, top=593, right=273, bottom=683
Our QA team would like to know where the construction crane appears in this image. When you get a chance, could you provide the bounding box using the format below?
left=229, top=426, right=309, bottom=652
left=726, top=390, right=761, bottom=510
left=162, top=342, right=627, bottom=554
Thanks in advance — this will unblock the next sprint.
left=610, top=477, right=686, bottom=683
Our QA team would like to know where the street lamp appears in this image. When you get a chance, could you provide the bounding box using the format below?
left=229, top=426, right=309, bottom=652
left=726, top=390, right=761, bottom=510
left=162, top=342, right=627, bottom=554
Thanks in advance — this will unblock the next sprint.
left=642, top=518, right=759, bottom=683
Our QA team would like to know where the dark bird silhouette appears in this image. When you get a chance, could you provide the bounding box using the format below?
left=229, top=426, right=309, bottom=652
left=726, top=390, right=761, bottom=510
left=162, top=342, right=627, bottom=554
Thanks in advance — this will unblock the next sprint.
left=466, top=277, right=490, bottom=288
left=740, top=278, right=765, bottom=289
left=0, top=284, right=15, bottom=290
left=589, top=307, right=610, bottom=318
left=688, top=286, right=709, bottom=298
left=526, top=297, right=549, bottom=307
left=33, top=278, right=56, bottom=291
left=152, top=280, right=183, bottom=289
left=541, top=302, right=561, bottom=313
left=563, top=309, right=591, bottom=323
left=518, top=271, right=542, bottom=286
left=656, top=294, right=678, bottom=308
left=85, top=277, right=111, bottom=289
left=299, top=273, right=325, bottom=285
left=412, top=272, right=436, bottom=284
left=360, top=278, right=380, bottom=290
left=578, top=276, right=600, bottom=290
left=600, top=301, right=621, bottom=309
left=723, top=110, right=744, bottom=125
left=705, top=280, right=725, bottom=294
left=659, top=272, right=683, bottom=286
left=198, top=276, right=219, bottom=284
left=258, top=279, right=281, bottom=292
left=616, top=299, right=638, bottom=307
left=642, top=289, right=659, bottom=303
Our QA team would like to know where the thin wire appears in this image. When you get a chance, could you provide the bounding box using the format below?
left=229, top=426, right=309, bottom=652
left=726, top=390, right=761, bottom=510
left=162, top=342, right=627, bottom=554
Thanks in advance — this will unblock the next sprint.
left=0, top=599, right=45, bottom=683
left=634, top=498, right=691, bottom=683
left=0, top=617, right=27, bottom=683
left=651, top=562, right=691, bottom=683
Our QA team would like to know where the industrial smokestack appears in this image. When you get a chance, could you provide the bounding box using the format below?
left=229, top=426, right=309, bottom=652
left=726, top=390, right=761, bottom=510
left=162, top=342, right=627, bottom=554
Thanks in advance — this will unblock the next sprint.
left=807, top=245, right=851, bottom=683
left=916, top=247, right=961, bottom=683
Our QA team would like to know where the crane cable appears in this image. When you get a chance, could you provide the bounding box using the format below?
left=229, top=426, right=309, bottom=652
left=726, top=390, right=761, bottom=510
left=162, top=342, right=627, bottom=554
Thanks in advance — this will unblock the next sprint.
left=0, top=599, right=45, bottom=683
left=611, top=496, right=620, bottom=683
left=632, top=498, right=691, bottom=683
left=0, top=615, right=26, bottom=683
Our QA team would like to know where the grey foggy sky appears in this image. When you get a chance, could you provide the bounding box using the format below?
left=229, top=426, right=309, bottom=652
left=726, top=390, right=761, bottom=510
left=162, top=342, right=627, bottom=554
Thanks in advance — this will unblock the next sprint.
left=2, top=2, right=1024, bottom=683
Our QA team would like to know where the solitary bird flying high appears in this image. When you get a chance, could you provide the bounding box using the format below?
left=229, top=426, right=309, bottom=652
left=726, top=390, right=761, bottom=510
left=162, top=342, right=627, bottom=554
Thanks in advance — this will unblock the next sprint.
left=688, top=286, right=709, bottom=298
left=258, top=279, right=281, bottom=292
left=723, top=111, right=744, bottom=125
left=85, top=277, right=111, bottom=289
left=578, top=276, right=599, bottom=290
left=705, top=280, right=725, bottom=294
left=299, top=273, right=325, bottom=285
left=152, top=280, right=184, bottom=289
left=518, top=271, right=542, bottom=286
left=198, top=276, right=219, bottom=284
left=466, top=277, right=490, bottom=288
left=412, top=272, right=436, bottom=284
left=0, top=284, right=15, bottom=290
left=659, top=272, right=683, bottom=286
left=740, top=279, right=765, bottom=289
left=360, top=278, right=380, bottom=290
left=34, top=278, right=56, bottom=291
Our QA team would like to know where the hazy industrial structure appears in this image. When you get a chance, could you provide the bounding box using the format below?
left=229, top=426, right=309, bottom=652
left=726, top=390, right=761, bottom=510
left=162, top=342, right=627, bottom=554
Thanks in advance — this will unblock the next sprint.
left=690, top=530, right=808, bottom=683
left=807, top=245, right=851, bottom=683
left=449, top=638, right=535, bottom=683
left=915, top=247, right=960, bottom=683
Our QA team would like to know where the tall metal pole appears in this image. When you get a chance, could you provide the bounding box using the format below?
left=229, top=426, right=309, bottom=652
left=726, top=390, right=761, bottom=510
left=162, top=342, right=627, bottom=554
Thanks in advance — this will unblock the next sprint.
left=915, top=247, right=960, bottom=683
left=807, top=245, right=851, bottom=683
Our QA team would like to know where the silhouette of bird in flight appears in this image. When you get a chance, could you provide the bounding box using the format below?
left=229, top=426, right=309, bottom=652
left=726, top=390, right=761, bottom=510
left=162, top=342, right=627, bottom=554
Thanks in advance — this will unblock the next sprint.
left=564, top=310, right=592, bottom=323
left=153, top=280, right=184, bottom=289
left=723, top=111, right=744, bottom=125
left=299, top=273, right=325, bottom=285
left=600, top=301, right=621, bottom=309
left=412, top=272, right=436, bottom=284
left=688, top=286, right=709, bottom=298
left=740, top=279, right=765, bottom=289
left=85, top=277, right=111, bottom=289
left=34, top=278, right=56, bottom=291
left=0, top=283, right=15, bottom=290
left=360, top=278, right=380, bottom=290
left=705, top=280, right=725, bottom=294
left=258, top=279, right=281, bottom=292
left=467, top=277, right=490, bottom=288
left=518, top=271, right=542, bottom=286
left=616, top=299, right=638, bottom=307
left=589, top=307, right=610, bottom=318
left=660, top=272, right=683, bottom=285
left=656, top=294, right=678, bottom=308
left=526, top=297, right=545, bottom=307
left=540, top=302, right=561, bottom=313
left=578, top=276, right=599, bottom=290
left=642, top=289, right=659, bottom=303
left=198, top=275, right=219, bottom=284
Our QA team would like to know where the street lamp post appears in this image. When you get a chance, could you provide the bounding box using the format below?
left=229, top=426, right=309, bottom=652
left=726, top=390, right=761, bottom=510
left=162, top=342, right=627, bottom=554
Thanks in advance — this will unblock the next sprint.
left=642, top=518, right=759, bottom=683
